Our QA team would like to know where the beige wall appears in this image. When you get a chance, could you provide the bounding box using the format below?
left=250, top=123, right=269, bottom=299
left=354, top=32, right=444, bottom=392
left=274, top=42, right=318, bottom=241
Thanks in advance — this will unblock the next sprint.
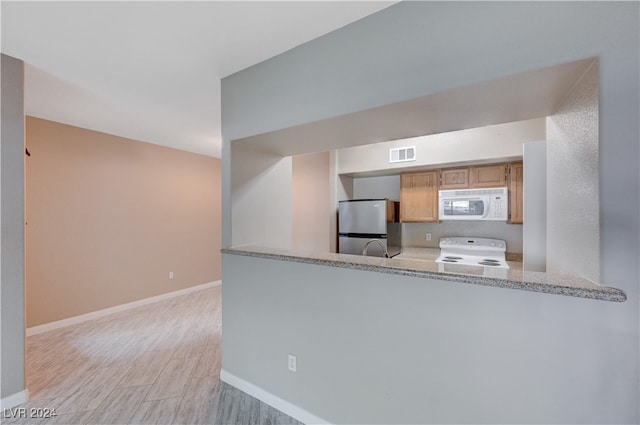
left=25, top=117, right=221, bottom=327
left=292, top=152, right=331, bottom=252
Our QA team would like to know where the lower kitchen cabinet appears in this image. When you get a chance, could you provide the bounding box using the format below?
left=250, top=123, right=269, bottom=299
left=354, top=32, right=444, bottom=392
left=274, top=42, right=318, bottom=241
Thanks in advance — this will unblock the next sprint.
left=508, top=162, right=524, bottom=224
left=400, top=171, right=439, bottom=222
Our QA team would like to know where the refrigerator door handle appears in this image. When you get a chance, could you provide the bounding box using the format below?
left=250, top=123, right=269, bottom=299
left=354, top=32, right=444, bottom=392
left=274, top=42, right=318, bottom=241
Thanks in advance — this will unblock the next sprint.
left=338, top=233, right=387, bottom=239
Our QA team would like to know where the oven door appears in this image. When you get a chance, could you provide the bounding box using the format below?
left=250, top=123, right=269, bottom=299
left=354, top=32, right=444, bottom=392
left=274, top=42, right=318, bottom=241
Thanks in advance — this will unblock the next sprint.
left=439, top=196, right=488, bottom=220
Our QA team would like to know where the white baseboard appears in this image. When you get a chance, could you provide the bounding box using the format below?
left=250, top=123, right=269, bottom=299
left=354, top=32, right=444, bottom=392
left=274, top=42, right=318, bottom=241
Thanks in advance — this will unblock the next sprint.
left=26, top=280, right=221, bottom=336
left=1, top=389, right=29, bottom=409
left=220, top=369, right=329, bottom=425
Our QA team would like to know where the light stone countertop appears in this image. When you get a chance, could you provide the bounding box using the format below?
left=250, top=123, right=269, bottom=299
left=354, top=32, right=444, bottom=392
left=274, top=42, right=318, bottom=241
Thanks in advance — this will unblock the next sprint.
left=222, top=245, right=627, bottom=302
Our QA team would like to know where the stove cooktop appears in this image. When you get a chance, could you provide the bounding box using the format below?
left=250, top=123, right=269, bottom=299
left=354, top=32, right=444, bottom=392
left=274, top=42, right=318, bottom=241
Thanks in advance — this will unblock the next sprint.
left=435, top=237, right=509, bottom=269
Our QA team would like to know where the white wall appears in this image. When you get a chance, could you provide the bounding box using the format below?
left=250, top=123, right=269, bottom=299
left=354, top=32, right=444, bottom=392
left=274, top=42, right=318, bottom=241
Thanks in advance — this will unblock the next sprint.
left=221, top=2, right=639, bottom=423
left=547, top=61, right=599, bottom=282
left=523, top=141, right=548, bottom=271
left=328, top=151, right=341, bottom=253
left=231, top=143, right=292, bottom=249
left=338, top=118, right=544, bottom=175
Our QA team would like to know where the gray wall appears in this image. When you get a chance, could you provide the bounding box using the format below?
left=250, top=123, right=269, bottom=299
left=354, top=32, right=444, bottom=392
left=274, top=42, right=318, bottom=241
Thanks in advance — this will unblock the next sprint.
left=547, top=61, right=600, bottom=282
left=1, top=54, right=26, bottom=400
left=223, top=253, right=637, bottom=424
left=352, top=175, right=400, bottom=201
left=402, top=222, right=524, bottom=254
left=221, top=2, right=639, bottom=423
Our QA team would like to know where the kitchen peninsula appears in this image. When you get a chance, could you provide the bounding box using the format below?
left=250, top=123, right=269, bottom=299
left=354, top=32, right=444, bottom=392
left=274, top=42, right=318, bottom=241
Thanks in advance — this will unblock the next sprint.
left=221, top=3, right=638, bottom=423
left=222, top=246, right=626, bottom=302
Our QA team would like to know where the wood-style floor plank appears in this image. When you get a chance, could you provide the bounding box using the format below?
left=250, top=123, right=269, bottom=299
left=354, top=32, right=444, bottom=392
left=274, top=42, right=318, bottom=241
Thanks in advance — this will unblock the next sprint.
left=145, top=357, right=198, bottom=401
left=172, top=376, right=221, bottom=425
left=128, top=397, right=182, bottom=425
left=117, top=350, right=174, bottom=388
left=42, top=410, right=93, bottom=425
left=191, top=343, right=221, bottom=379
left=56, top=364, right=133, bottom=413
left=34, top=362, right=101, bottom=400
left=8, top=286, right=302, bottom=425
left=84, top=385, right=150, bottom=425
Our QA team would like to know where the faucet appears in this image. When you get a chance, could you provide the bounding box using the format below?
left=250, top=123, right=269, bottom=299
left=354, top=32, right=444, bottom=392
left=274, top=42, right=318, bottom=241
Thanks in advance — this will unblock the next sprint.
left=362, top=239, right=389, bottom=258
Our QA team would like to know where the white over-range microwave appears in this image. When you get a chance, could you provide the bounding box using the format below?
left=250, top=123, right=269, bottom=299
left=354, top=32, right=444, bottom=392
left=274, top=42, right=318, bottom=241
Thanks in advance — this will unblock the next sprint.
left=438, top=187, right=508, bottom=221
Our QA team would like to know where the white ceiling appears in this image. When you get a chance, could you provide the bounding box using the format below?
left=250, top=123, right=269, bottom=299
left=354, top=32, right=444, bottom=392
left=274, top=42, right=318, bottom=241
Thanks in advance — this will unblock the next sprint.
left=1, top=1, right=395, bottom=157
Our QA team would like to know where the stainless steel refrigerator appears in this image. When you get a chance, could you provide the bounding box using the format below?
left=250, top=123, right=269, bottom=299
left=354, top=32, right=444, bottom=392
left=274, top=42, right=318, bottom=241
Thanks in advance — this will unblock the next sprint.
left=338, top=199, right=401, bottom=257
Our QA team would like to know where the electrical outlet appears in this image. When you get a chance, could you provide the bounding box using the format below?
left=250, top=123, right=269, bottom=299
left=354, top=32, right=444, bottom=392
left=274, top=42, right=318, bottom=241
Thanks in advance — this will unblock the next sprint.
left=169, top=272, right=174, bottom=280
left=288, top=354, right=297, bottom=372
left=426, top=233, right=432, bottom=241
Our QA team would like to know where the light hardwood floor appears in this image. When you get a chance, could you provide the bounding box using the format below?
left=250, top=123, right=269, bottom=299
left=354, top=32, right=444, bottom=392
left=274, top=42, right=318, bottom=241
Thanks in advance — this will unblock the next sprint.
left=4, top=286, right=301, bottom=425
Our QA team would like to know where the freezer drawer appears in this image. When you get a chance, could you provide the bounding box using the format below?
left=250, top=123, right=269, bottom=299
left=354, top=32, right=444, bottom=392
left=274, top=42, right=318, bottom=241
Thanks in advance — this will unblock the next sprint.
left=338, top=235, right=400, bottom=258
left=339, top=236, right=388, bottom=257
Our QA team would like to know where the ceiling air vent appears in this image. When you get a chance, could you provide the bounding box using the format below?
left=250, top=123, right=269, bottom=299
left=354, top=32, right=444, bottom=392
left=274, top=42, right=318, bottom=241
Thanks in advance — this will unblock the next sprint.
left=389, top=146, right=416, bottom=164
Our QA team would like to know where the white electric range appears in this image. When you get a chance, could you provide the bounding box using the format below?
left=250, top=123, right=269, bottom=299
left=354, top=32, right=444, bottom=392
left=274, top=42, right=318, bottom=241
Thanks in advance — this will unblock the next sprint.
left=436, top=237, right=509, bottom=271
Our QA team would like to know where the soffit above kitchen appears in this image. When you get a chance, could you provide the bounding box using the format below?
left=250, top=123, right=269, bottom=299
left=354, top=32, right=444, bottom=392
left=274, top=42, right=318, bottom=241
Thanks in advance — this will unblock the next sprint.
left=0, top=1, right=396, bottom=158
left=233, top=58, right=596, bottom=157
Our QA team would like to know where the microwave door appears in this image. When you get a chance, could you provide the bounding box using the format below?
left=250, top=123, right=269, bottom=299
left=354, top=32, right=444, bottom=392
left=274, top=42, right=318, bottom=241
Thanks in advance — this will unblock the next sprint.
left=441, top=198, right=485, bottom=219
left=466, top=198, right=485, bottom=217
left=481, top=199, right=490, bottom=218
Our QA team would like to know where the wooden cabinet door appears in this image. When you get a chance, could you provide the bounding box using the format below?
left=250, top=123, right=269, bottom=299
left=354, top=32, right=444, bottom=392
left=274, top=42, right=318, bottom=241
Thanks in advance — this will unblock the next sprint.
left=508, top=162, right=524, bottom=224
left=470, top=164, right=507, bottom=188
left=386, top=200, right=397, bottom=223
left=400, top=171, right=439, bottom=222
left=439, top=168, right=469, bottom=190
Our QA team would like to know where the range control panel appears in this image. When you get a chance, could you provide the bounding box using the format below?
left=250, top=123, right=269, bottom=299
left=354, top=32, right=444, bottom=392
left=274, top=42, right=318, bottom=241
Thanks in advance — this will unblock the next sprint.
left=439, top=237, right=506, bottom=253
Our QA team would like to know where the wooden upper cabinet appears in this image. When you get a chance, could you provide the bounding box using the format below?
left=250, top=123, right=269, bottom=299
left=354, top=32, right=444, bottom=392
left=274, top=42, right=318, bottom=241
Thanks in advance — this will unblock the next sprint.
left=440, top=164, right=506, bottom=190
left=399, top=162, right=520, bottom=224
left=470, top=163, right=507, bottom=188
left=439, top=168, right=469, bottom=190
left=508, top=162, right=524, bottom=224
left=400, top=171, right=439, bottom=222
left=386, top=200, right=397, bottom=223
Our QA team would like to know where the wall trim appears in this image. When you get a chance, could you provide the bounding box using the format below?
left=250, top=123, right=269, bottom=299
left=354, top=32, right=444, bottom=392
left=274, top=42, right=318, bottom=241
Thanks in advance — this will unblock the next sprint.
left=0, top=389, right=29, bottom=410
left=26, top=281, right=221, bottom=336
left=220, top=369, right=330, bottom=425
